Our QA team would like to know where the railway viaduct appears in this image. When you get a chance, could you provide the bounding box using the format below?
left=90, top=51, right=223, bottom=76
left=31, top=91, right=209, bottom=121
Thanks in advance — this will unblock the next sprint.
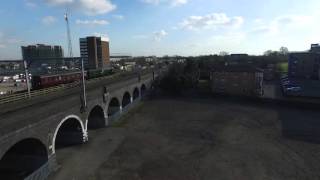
left=0, top=68, right=166, bottom=180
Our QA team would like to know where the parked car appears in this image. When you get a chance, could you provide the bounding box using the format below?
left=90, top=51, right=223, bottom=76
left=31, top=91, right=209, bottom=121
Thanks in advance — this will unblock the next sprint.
left=285, top=86, right=302, bottom=91
left=282, top=82, right=297, bottom=86
left=282, top=80, right=290, bottom=84
left=280, top=75, right=288, bottom=80
left=284, top=86, right=302, bottom=96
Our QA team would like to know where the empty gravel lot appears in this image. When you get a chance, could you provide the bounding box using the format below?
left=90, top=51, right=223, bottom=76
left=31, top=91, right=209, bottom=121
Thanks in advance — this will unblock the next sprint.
left=50, top=96, right=320, bottom=180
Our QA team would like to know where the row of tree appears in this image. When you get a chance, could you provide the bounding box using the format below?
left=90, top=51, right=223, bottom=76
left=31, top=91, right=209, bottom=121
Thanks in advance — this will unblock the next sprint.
left=159, top=60, right=199, bottom=95
left=157, top=47, right=291, bottom=95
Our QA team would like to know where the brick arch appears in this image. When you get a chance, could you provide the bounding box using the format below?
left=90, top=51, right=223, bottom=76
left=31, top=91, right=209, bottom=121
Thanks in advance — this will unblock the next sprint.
left=106, top=97, right=121, bottom=117
left=132, top=87, right=140, bottom=101
left=121, top=91, right=132, bottom=108
left=52, top=115, right=85, bottom=154
left=87, top=105, right=106, bottom=130
left=141, top=83, right=147, bottom=96
left=0, top=136, right=48, bottom=162
left=0, top=138, right=48, bottom=179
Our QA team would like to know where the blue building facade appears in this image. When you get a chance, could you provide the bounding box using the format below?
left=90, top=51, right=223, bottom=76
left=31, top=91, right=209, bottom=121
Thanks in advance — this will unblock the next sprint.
left=288, top=45, right=320, bottom=80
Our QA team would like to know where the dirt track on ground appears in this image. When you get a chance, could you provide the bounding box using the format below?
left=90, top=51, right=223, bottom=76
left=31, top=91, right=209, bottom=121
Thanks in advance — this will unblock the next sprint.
left=50, top=97, right=320, bottom=180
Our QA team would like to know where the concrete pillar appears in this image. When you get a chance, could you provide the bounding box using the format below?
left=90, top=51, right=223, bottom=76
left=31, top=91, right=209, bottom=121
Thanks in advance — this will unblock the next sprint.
left=83, top=130, right=88, bottom=142
left=104, top=112, right=109, bottom=126
left=48, top=154, right=59, bottom=172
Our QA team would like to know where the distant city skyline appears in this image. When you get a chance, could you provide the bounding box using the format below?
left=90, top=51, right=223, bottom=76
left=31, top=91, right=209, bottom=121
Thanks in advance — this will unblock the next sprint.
left=1, top=0, right=320, bottom=59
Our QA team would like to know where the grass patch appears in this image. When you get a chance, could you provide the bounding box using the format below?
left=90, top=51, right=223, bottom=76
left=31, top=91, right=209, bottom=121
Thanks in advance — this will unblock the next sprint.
left=277, top=62, right=288, bottom=73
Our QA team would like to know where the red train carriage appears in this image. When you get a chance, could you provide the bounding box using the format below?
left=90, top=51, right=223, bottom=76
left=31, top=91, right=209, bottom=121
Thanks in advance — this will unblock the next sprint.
left=32, top=72, right=85, bottom=90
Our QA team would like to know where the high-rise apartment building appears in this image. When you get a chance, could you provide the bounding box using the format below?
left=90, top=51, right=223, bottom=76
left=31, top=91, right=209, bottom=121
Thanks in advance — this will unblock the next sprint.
left=79, top=36, right=110, bottom=70
left=21, top=44, right=63, bottom=64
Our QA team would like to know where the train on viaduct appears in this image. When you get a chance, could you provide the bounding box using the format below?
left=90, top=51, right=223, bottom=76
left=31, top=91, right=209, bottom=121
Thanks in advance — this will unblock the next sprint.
left=0, top=67, right=167, bottom=180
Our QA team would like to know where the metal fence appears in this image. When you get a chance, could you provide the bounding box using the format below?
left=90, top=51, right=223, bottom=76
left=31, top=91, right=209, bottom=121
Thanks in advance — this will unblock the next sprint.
left=0, top=69, right=155, bottom=105
left=0, top=81, right=80, bottom=105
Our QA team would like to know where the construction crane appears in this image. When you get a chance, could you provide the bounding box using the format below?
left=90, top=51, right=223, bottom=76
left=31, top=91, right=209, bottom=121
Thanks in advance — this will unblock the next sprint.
left=64, top=11, right=86, bottom=111
left=64, top=12, right=73, bottom=57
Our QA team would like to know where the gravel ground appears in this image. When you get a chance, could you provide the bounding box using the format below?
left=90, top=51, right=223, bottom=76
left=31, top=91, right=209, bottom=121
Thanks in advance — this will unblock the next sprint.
left=50, top=96, right=320, bottom=180
left=0, top=82, right=26, bottom=95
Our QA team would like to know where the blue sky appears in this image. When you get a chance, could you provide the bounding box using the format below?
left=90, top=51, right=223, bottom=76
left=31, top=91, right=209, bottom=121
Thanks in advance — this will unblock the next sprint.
left=1, top=0, right=320, bottom=59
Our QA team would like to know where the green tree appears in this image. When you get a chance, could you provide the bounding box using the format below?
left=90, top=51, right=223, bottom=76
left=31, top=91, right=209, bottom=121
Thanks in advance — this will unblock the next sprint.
left=264, top=50, right=275, bottom=56
left=279, top=46, right=289, bottom=55
left=219, top=51, right=229, bottom=56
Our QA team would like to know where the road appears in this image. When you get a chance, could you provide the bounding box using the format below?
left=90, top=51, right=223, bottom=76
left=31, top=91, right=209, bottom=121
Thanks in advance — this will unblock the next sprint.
left=48, top=128, right=125, bottom=180
left=49, top=96, right=320, bottom=180
left=263, top=80, right=281, bottom=99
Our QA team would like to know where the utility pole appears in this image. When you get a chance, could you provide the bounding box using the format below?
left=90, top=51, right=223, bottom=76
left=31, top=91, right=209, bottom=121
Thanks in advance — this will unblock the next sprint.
left=80, top=58, right=87, bottom=112
left=23, top=60, right=31, bottom=98
left=64, top=11, right=86, bottom=112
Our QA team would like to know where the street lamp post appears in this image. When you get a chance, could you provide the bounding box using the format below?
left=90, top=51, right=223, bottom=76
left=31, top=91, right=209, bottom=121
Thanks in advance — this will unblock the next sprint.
left=23, top=60, right=31, bottom=98
left=80, top=58, right=87, bottom=112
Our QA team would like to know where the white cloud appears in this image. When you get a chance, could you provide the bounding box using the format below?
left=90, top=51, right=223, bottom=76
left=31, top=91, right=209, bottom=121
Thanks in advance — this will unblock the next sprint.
left=93, top=32, right=110, bottom=41
left=251, top=25, right=278, bottom=35
left=275, top=15, right=312, bottom=27
left=251, top=15, right=313, bottom=35
left=112, top=14, right=124, bottom=20
left=6, top=38, right=23, bottom=44
left=79, top=0, right=116, bottom=15
left=45, top=0, right=74, bottom=6
left=141, top=0, right=188, bottom=7
left=141, top=0, right=161, bottom=5
left=153, top=30, right=168, bottom=41
left=211, top=32, right=246, bottom=44
left=171, top=0, right=187, bottom=7
left=25, top=0, right=37, bottom=8
left=0, top=32, right=23, bottom=49
left=179, top=13, right=244, bottom=30
left=0, top=32, right=25, bottom=59
left=253, top=18, right=263, bottom=24
left=42, top=16, right=57, bottom=25
left=45, top=0, right=116, bottom=16
left=133, top=30, right=168, bottom=41
left=186, top=43, right=200, bottom=48
left=76, top=19, right=109, bottom=25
